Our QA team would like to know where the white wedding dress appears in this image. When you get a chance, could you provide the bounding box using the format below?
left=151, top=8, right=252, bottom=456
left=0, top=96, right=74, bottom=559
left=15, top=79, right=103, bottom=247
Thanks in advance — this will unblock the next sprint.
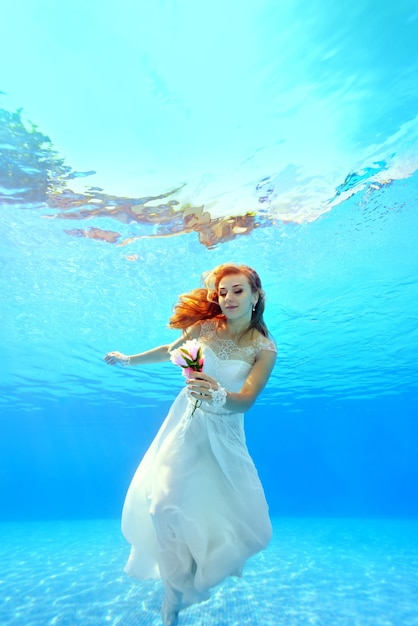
left=121, top=319, right=276, bottom=614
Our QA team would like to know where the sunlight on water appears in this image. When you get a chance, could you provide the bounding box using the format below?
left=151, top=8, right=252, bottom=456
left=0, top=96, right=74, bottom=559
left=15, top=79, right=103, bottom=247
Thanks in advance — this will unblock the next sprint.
left=2, top=1, right=418, bottom=233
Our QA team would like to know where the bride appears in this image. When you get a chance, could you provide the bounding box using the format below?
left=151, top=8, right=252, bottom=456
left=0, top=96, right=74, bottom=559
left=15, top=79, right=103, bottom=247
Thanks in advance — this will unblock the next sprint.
left=105, top=263, right=277, bottom=626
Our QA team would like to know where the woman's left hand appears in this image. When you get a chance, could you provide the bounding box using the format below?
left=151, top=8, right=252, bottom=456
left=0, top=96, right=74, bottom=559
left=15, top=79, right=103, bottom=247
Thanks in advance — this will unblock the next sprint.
left=186, top=371, right=218, bottom=403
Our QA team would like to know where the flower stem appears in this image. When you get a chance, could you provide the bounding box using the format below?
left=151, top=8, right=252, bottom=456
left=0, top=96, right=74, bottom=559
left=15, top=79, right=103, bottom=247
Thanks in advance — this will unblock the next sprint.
left=190, top=399, right=202, bottom=418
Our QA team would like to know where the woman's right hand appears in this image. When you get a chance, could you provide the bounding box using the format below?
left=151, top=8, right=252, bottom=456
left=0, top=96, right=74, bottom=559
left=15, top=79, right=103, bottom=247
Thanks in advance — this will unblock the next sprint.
left=104, top=351, right=130, bottom=366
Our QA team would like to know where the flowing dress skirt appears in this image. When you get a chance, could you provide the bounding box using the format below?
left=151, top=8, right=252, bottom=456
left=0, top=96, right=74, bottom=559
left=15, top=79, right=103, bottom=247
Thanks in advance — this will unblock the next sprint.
left=121, top=387, right=272, bottom=611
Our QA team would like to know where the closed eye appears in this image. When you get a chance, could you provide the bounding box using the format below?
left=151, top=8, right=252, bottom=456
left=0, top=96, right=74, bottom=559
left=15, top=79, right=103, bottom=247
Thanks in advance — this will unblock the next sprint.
left=219, top=289, right=243, bottom=297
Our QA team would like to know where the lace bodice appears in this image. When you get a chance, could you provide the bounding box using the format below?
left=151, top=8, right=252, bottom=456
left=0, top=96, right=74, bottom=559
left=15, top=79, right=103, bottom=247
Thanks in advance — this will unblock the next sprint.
left=195, top=320, right=276, bottom=398
left=198, top=319, right=276, bottom=365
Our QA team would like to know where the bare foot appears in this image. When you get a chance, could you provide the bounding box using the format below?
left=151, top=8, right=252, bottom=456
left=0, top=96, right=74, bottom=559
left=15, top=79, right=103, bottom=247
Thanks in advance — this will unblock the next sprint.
left=160, top=596, right=179, bottom=626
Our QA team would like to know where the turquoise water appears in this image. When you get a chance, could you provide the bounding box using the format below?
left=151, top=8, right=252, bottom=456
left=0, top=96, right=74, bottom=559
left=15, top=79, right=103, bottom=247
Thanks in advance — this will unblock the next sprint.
left=1, top=0, right=418, bottom=624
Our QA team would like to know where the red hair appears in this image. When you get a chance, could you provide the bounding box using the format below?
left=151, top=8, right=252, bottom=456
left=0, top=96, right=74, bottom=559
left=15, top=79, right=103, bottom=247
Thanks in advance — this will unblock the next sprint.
left=168, top=263, right=269, bottom=338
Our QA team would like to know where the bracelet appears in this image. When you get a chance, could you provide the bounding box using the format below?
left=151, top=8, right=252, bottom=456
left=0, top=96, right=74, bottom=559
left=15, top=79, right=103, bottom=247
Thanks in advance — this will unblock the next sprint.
left=208, top=383, right=227, bottom=408
left=121, top=356, right=131, bottom=367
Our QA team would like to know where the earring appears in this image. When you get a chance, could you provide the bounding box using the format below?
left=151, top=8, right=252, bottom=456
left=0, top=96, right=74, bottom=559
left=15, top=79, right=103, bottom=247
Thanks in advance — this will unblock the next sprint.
left=252, top=303, right=256, bottom=312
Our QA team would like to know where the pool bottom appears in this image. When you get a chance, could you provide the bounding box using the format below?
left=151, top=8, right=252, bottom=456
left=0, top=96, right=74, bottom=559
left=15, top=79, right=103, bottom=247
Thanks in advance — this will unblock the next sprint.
left=0, top=517, right=417, bottom=625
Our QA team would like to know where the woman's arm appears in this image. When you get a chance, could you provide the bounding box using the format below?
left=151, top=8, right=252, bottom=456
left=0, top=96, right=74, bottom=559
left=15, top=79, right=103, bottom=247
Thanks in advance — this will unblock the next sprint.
left=104, top=325, right=200, bottom=367
left=104, top=337, right=186, bottom=366
left=186, top=349, right=277, bottom=412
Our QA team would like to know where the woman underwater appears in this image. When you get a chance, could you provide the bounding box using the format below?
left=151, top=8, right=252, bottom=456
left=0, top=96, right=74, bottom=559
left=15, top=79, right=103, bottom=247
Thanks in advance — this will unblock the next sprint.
left=104, top=263, right=277, bottom=626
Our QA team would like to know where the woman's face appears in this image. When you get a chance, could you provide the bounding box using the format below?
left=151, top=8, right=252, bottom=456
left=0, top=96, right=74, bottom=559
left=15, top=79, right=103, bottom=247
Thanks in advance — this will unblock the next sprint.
left=217, top=273, right=257, bottom=322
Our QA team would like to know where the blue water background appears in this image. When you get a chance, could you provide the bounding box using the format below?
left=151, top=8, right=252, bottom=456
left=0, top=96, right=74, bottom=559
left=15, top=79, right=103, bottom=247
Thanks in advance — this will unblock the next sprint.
left=2, top=182, right=417, bottom=521
left=1, top=1, right=418, bottom=624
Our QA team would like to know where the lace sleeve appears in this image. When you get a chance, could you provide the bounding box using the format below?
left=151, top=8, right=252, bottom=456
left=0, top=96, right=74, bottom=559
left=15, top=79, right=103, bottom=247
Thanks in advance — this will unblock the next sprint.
left=256, top=335, right=277, bottom=355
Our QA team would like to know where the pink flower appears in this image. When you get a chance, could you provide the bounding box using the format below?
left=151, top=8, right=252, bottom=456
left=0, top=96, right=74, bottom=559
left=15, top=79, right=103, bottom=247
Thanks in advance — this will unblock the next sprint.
left=170, top=339, right=205, bottom=373
left=183, top=339, right=200, bottom=360
left=170, top=340, right=206, bottom=418
left=170, top=351, right=190, bottom=368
